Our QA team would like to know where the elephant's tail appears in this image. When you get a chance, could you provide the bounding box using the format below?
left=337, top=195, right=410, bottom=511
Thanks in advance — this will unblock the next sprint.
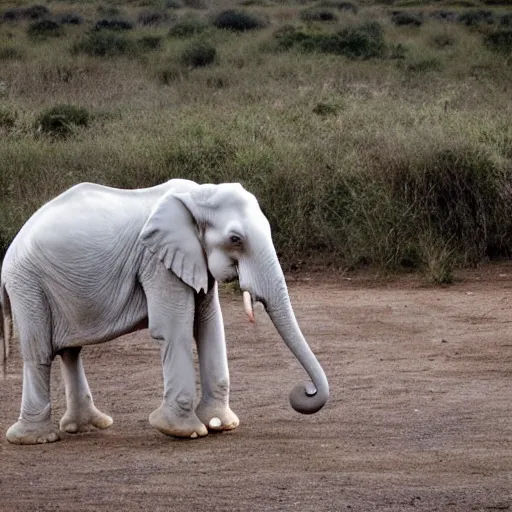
left=0, top=282, right=12, bottom=378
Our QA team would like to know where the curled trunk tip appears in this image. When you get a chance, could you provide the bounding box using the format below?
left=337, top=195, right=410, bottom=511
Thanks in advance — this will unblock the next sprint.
left=289, top=381, right=329, bottom=414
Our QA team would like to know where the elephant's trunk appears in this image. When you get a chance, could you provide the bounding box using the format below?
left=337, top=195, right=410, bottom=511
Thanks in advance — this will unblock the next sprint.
left=265, top=292, right=329, bottom=414
left=241, top=253, right=329, bottom=414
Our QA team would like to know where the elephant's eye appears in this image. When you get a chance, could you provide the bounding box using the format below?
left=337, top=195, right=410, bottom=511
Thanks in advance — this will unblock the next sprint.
left=230, top=235, right=242, bottom=245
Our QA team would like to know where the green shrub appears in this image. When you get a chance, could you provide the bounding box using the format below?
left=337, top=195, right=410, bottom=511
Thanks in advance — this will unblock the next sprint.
left=182, top=0, right=207, bottom=9
left=58, top=12, right=84, bottom=25
left=168, top=16, right=207, bottom=37
left=181, top=40, right=217, bottom=67
left=337, top=21, right=385, bottom=58
left=27, top=20, right=63, bottom=38
left=313, top=101, right=341, bottom=116
left=485, top=28, right=512, bottom=53
left=388, top=42, right=407, bottom=58
left=274, top=22, right=386, bottom=59
left=500, top=14, right=512, bottom=27
left=391, top=11, right=423, bottom=26
left=1, top=5, right=50, bottom=22
left=430, top=33, right=456, bottom=48
left=72, top=31, right=136, bottom=57
left=97, top=6, right=122, bottom=17
left=0, top=108, right=17, bottom=130
left=458, top=10, right=495, bottom=26
left=94, top=19, right=134, bottom=31
left=165, top=0, right=183, bottom=8
left=212, top=10, right=268, bottom=31
left=300, top=9, right=338, bottom=22
left=400, top=57, right=442, bottom=72
left=34, top=104, right=90, bottom=137
left=157, top=65, right=188, bottom=84
left=430, top=10, right=458, bottom=22
left=238, top=0, right=270, bottom=6
left=23, top=4, right=50, bottom=20
left=1, top=8, right=23, bottom=22
left=137, top=10, right=172, bottom=26
left=138, top=35, right=163, bottom=50
left=319, top=0, right=359, bottom=13
left=0, top=47, right=24, bottom=60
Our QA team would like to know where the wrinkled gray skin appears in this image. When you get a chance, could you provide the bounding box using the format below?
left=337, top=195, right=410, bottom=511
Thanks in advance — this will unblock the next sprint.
left=0, top=179, right=329, bottom=445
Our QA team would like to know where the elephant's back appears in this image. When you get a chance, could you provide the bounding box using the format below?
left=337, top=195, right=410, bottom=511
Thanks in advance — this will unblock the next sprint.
left=3, top=183, right=160, bottom=272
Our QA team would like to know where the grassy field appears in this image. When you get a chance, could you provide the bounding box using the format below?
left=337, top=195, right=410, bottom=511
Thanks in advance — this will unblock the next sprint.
left=0, top=0, right=511, bottom=280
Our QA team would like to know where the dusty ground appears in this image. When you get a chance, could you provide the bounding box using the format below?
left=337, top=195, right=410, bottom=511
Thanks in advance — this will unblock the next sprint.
left=1, top=265, right=512, bottom=512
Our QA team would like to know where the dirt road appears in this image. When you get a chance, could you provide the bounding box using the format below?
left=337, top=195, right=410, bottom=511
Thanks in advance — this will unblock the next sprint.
left=1, top=266, right=512, bottom=511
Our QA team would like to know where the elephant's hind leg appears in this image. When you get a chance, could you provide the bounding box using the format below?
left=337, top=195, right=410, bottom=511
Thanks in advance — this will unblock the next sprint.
left=6, top=287, right=60, bottom=445
left=6, top=363, right=59, bottom=444
left=58, top=347, right=113, bottom=433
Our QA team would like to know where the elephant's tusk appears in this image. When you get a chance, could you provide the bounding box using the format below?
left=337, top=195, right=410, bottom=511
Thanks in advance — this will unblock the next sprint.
left=243, top=291, right=255, bottom=323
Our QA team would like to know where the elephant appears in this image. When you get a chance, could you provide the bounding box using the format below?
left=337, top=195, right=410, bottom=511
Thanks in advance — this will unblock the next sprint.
left=0, top=179, right=329, bottom=445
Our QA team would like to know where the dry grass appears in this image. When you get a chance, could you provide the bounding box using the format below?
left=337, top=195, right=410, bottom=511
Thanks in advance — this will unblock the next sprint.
left=0, top=0, right=511, bottom=279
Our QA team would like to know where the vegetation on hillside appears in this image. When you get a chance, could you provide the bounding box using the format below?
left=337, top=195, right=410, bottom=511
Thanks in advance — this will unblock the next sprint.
left=0, top=0, right=511, bottom=282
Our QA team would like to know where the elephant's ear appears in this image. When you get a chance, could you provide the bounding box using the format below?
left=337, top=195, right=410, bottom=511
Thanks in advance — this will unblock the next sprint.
left=139, top=190, right=208, bottom=294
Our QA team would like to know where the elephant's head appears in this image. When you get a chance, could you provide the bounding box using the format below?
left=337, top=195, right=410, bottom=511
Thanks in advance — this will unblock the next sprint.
left=140, top=181, right=329, bottom=414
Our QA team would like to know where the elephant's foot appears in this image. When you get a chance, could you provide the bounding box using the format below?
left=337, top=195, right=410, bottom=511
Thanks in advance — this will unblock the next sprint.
left=149, top=403, right=208, bottom=439
left=196, top=401, right=240, bottom=432
left=6, top=418, right=60, bottom=445
left=59, top=405, right=113, bottom=434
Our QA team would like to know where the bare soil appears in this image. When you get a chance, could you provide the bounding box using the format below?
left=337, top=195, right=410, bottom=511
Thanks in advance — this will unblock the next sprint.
left=1, top=265, right=512, bottom=512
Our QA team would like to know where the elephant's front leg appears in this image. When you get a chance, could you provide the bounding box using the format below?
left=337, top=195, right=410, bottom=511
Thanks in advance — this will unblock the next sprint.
left=195, top=282, right=239, bottom=432
left=143, top=269, right=207, bottom=439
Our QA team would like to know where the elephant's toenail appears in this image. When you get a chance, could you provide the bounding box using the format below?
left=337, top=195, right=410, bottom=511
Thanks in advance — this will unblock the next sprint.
left=209, top=417, right=222, bottom=428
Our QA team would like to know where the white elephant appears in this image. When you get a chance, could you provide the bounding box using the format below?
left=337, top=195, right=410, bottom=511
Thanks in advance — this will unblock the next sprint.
left=0, top=179, right=329, bottom=444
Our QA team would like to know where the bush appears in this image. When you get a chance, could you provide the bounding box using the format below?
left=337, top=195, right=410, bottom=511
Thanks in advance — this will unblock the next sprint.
left=313, top=101, right=341, bottom=116
left=430, top=33, right=456, bottom=48
left=458, top=10, right=495, bottom=26
left=485, top=28, right=512, bottom=53
left=182, top=0, right=207, bottom=9
left=94, top=19, right=134, bottom=31
left=212, top=10, right=268, bottom=31
left=165, top=0, right=183, bottom=8
left=97, top=6, right=121, bottom=17
left=391, top=11, right=423, bottom=26
left=23, top=4, right=50, bottom=20
left=181, top=40, right=217, bottom=67
left=1, top=8, right=23, bottom=22
left=337, top=22, right=386, bottom=58
left=300, top=9, right=338, bottom=22
left=34, top=104, right=90, bottom=137
left=500, top=14, right=512, bottom=27
left=168, top=16, right=207, bottom=37
left=58, top=12, right=84, bottom=25
left=400, top=147, right=512, bottom=264
left=137, top=10, right=171, bottom=26
left=0, top=47, right=24, bottom=60
left=400, top=57, right=442, bottom=72
left=238, top=0, right=270, bottom=6
left=157, top=65, right=188, bottom=84
left=0, top=108, right=17, bottom=130
left=430, top=10, right=458, bottom=22
left=137, top=35, right=163, bottom=50
left=73, top=32, right=136, bottom=57
left=1, top=5, right=50, bottom=22
left=27, top=20, right=63, bottom=38
left=319, top=0, right=359, bottom=13
left=275, top=22, right=386, bottom=59
left=388, top=42, right=407, bottom=59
